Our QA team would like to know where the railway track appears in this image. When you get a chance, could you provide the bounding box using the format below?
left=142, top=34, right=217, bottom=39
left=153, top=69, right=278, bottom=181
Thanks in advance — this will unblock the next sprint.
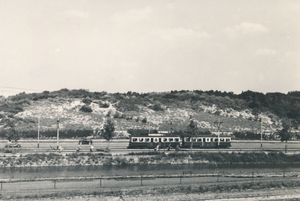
left=1, top=140, right=300, bottom=154
left=2, top=147, right=300, bottom=155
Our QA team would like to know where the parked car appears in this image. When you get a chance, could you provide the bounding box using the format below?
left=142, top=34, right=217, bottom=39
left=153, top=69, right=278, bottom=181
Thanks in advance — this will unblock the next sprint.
left=5, top=140, right=21, bottom=148
left=78, top=138, right=93, bottom=145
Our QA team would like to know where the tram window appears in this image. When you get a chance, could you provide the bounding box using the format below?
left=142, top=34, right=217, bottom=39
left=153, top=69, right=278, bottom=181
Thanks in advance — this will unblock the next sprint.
left=169, top=138, right=174, bottom=142
left=175, top=138, right=179, bottom=142
left=203, top=138, right=206, bottom=142
left=132, top=138, right=137, bottom=142
left=186, top=137, right=191, bottom=142
left=220, top=138, right=224, bottom=142
left=211, top=138, right=213, bottom=142
left=163, top=138, right=168, bottom=142
left=226, top=138, right=231, bottom=142
left=214, top=138, right=218, bottom=142
left=154, top=138, right=158, bottom=142
left=206, top=138, right=210, bottom=142
left=145, top=138, right=150, bottom=142
left=192, top=138, right=196, bottom=142
left=139, top=138, right=144, bottom=142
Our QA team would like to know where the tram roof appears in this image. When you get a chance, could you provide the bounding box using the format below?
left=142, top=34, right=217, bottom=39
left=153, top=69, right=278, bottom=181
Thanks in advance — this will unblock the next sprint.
left=129, top=133, right=180, bottom=137
left=129, top=133, right=231, bottom=138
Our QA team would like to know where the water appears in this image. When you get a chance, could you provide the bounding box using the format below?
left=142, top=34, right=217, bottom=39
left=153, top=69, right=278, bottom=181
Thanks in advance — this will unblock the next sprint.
left=0, top=163, right=299, bottom=180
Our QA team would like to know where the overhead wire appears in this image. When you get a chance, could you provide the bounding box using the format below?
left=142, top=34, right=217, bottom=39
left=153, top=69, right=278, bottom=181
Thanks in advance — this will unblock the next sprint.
left=0, top=86, right=43, bottom=92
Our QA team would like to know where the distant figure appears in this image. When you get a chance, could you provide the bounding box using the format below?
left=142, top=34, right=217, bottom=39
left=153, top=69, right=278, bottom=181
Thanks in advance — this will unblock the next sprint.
left=90, top=145, right=95, bottom=152
left=105, top=147, right=110, bottom=152
left=154, top=144, right=159, bottom=151
left=167, top=144, right=172, bottom=151
left=175, top=145, right=180, bottom=152
left=58, top=146, right=63, bottom=152
left=76, top=146, right=81, bottom=152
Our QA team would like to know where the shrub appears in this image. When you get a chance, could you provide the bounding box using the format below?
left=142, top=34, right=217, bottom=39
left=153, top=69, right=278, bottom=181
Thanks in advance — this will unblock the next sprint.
left=142, top=117, right=147, bottom=123
left=148, top=104, right=164, bottom=111
left=106, top=110, right=112, bottom=117
left=79, top=105, right=93, bottom=113
left=82, top=98, right=92, bottom=105
left=99, top=102, right=110, bottom=108
left=113, top=111, right=120, bottom=118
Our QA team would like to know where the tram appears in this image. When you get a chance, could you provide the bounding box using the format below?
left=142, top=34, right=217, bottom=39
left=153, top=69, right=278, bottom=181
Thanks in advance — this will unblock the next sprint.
left=127, top=133, right=231, bottom=149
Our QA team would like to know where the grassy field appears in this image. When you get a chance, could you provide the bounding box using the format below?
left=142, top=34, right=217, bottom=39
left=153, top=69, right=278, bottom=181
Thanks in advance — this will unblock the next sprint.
left=1, top=173, right=300, bottom=200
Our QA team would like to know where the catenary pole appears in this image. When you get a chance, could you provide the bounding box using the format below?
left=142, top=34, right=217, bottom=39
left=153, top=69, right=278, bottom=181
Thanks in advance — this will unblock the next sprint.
left=37, top=117, right=40, bottom=148
left=57, top=119, right=60, bottom=149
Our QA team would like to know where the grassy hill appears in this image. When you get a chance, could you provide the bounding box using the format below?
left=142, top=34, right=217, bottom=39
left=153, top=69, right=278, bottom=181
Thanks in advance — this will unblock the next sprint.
left=0, top=89, right=299, bottom=138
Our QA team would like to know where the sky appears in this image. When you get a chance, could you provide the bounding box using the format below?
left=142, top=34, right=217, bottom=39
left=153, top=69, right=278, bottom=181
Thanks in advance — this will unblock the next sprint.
left=0, top=0, right=299, bottom=97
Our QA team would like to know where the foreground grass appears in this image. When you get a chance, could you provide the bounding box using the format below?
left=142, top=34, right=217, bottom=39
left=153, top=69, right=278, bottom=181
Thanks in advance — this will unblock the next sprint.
left=129, top=151, right=300, bottom=164
left=4, top=180, right=300, bottom=200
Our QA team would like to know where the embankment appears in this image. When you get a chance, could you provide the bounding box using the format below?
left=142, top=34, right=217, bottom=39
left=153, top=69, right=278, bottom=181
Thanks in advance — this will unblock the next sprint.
left=0, top=151, right=299, bottom=168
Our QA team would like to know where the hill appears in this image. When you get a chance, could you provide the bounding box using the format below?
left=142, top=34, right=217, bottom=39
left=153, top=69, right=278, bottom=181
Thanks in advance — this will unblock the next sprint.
left=0, top=89, right=299, bottom=138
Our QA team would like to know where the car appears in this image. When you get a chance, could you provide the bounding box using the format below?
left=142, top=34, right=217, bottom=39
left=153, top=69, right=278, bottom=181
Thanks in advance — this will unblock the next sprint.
left=78, top=138, right=93, bottom=145
left=5, top=141, right=21, bottom=148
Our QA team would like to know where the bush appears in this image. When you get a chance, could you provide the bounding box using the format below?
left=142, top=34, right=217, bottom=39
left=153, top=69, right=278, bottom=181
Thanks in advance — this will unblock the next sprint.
left=142, top=117, right=147, bottom=123
left=113, top=111, right=120, bottom=118
left=82, top=98, right=92, bottom=105
left=99, top=102, right=110, bottom=108
left=79, top=105, right=93, bottom=113
left=148, top=104, right=164, bottom=111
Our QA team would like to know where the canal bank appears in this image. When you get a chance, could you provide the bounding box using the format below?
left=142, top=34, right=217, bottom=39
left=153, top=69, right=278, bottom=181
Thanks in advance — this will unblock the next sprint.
left=0, top=151, right=299, bottom=168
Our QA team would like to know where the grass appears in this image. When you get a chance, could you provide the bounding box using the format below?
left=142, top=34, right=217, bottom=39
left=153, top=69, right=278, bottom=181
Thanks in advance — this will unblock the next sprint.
left=128, top=151, right=300, bottom=164
left=3, top=179, right=300, bottom=200
left=0, top=151, right=300, bottom=167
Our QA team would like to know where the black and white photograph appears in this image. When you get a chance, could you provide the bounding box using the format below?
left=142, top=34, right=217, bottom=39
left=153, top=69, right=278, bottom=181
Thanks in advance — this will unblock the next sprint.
left=0, top=0, right=300, bottom=200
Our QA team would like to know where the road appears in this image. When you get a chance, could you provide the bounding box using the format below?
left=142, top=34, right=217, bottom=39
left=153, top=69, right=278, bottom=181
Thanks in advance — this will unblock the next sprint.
left=1, top=139, right=300, bottom=154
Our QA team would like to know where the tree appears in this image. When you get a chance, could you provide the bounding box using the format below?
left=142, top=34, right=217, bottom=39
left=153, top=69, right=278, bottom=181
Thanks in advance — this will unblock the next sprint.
left=278, top=118, right=293, bottom=153
left=101, top=118, right=115, bottom=150
left=4, top=119, right=20, bottom=142
left=186, top=119, right=198, bottom=152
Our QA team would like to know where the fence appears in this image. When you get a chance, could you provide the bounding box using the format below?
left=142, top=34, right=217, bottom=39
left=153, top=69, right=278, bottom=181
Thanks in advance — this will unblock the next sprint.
left=0, top=170, right=299, bottom=195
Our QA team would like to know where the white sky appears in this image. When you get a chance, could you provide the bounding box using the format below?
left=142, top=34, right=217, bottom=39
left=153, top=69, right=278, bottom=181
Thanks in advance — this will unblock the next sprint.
left=0, top=0, right=299, bottom=96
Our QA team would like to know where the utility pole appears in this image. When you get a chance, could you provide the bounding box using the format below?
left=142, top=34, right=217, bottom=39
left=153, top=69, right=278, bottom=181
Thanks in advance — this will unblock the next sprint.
left=57, top=119, right=60, bottom=149
left=260, top=118, right=263, bottom=151
left=214, top=119, right=222, bottom=146
left=37, top=117, right=40, bottom=148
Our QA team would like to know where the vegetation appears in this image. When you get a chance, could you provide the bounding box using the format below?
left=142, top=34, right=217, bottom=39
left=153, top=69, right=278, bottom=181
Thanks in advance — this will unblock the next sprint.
left=0, top=88, right=299, bottom=137
left=233, top=131, right=266, bottom=140
left=3, top=118, right=20, bottom=142
left=79, top=105, right=93, bottom=113
left=0, top=151, right=300, bottom=168
left=5, top=179, right=300, bottom=200
left=127, top=151, right=300, bottom=165
left=127, top=129, right=158, bottom=135
left=101, top=118, right=115, bottom=149
left=186, top=119, right=198, bottom=151
left=278, top=118, right=294, bottom=153
left=5, top=89, right=300, bottom=123
left=0, top=129, right=94, bottom=139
